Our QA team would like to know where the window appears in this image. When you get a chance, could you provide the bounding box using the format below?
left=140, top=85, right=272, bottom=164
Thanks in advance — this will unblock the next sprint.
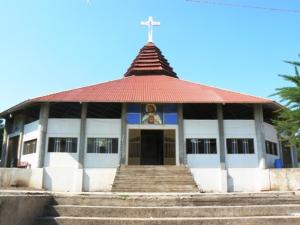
left=226, top=138, right=254, bottom=154
left=87, top=138, right=118, bottom=154
left=266, top=140, right=278, bottom=155
left=48, top=138, right=77, bottom=153
left=186, top=138, right=217, bottom=154
left=23, top=139, right=37, bottom=155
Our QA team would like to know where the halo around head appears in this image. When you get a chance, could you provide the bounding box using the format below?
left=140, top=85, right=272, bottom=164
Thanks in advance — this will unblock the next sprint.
left=145, top=104, right=156, bottom=113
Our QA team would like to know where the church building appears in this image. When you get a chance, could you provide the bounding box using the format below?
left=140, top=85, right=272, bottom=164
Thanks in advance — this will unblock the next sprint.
left=0, top=17, right=290, bottom=192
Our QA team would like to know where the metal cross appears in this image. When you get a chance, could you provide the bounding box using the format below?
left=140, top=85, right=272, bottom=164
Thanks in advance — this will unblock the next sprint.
left=141, top=16, right=160, bottom=43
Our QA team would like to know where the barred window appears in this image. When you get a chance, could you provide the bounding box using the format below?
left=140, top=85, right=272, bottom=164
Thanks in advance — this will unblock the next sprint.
left=226, top=138, right=254, bottom=154
left=87, top=138, right=118, bottom=154
left=186, top=138, right=217, bottom=154
left=265, top=140, right=278, bottom=155
left=48, top=138, right=77, bottom=153
left=23, top=139, right=37, bottom=155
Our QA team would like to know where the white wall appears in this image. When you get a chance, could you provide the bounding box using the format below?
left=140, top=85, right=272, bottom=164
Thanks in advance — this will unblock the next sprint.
left=184, top=120, right=220, bottom=168
left=44, top=119, right=81, bottom=167
left=85, top=119, right=121, bottom=168
left=227, top=168, right=262, bottom=192
left=83, top=168, right=117, bottom=191
left=20, top=120, right=39, bottom=168
left=43, top=167, right=82, bottom=192
left=224, top=120, right=259, bottom=168
left=190, top=168, right=223, bottom=192
left=0, top=168, right=43, bottom=189
left=264, top=122, right=280, bottom=168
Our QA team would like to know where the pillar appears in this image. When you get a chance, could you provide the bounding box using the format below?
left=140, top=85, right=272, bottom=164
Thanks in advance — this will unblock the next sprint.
left=217, top=104, right=227, bottom=192
left=17, top=114, right=25, bottom=164
left=120, top=103, right=127, bottom=164
left=0, top=121, right=9, bottom=167
left=178, top=104, right=186, bottom=164
left=217, top=104, right=226, bottom=169
left=37, top=103, right=49, bottom=168
left=254, top=104, right=266, bottom=169
left=291, top=145, right=298, bottom=168
left=78, top=103, right=87, bottom=168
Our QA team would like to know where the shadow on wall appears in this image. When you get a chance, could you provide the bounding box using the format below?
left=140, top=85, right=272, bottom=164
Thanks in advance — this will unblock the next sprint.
left=0, top=168, right=31, bottom=188
left=227, top=174, right=234, bottom=192
left=43, top=169, right=53, bottom=191
left=83, top=168, right=117, bottom=192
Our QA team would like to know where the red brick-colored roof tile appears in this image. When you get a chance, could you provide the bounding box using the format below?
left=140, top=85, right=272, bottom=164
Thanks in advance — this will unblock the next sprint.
left=32, top=75, right=272, bottom=104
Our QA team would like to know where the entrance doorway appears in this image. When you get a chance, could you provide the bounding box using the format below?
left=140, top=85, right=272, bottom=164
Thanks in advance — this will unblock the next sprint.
left=7, top=136, right=19, bottom=167
left=128, top=129, right=176, bottom=165
left=141, top=130, right=163, bottom=165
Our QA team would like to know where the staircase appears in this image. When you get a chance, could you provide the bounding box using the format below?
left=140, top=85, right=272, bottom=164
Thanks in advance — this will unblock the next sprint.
left=111, top=165, right=199, bottom=192
left=35, top=192, right=300, bottom=225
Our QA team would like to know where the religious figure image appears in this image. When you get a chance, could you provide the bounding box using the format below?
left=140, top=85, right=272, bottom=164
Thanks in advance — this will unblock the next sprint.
left=142, top=104, right=162, bottom=124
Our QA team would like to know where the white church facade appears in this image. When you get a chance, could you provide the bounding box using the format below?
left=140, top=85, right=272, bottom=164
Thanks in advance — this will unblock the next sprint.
left=0, top=18, right=297, bottom=193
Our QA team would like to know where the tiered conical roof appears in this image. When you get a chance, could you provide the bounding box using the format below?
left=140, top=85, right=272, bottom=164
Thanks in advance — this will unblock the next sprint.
left=124, top=42, right=178, bottom=78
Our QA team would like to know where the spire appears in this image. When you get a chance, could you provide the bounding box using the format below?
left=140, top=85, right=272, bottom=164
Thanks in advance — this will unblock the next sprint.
left=124, top=42, right=178, bottom=78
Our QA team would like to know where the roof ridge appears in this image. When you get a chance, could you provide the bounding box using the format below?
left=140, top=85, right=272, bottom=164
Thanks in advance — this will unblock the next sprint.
left=178, top=77, right=272, bottom=102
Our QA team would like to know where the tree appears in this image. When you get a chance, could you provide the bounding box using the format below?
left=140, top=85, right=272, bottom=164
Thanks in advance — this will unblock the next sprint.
left=273, top=55, right=300, bottom=153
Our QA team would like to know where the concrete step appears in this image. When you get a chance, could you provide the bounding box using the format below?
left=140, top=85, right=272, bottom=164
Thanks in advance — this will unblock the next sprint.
left=119, top=165, right=187, bottom=169
left=118, top=168, right=188, bottom=172
left=115, top=176, right=194, bottom=182
left=53, top=194, right=300, bottom=207
left=44, top=204, right=300, bottom=218
left=115, top=169, right=188, bottom=175
left=114, top=178, right=195, bottom=185
left=116, top=173, right=191, bottom=176
left=113, top=181, right=196, bottom=184
left=111, top=189, right=198, bottom=193
left=112, top=166, right=198, bottom=193
left=35, top=216, right=300, bottom=225
left=111, top=184, right=198, bottom=189
left=35, top=193, right=300, bottom=225
left=111, top=185, right=198, bottom=189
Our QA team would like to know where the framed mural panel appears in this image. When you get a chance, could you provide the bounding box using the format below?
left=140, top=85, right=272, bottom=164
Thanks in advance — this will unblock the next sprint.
left=127, top=104, right=177, bottom=125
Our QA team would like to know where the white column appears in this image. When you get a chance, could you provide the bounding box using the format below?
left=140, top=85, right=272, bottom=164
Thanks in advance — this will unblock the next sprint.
left=254, top=104, right=266, bottom=169
left=37, top=103, right=49, bottom=168
left=0, top=121, right=9, bottom=167
left=177, top=104, right=186, bottom=164
left=217, top=104, right=228, bottom=192
left=291, top=145, right=298, bottom=168
left=78, top=103, right=87, bottom=169
left=217, top=104, right=226, bottom=168
left=17, top=115, right=25, bottom=164
left=120, top=103, right=127, bottom=164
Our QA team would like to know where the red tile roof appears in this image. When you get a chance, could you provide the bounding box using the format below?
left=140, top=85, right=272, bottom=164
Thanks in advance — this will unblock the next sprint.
left=32, top=75, right=272, bottom=104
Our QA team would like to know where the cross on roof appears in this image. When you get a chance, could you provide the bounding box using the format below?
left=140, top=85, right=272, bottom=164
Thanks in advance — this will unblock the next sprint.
left=141, top=16, right=160, bottom=43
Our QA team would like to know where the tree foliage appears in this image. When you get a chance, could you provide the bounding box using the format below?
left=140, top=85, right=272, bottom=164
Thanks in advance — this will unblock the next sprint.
left=273, top=55, right=300, bottom=151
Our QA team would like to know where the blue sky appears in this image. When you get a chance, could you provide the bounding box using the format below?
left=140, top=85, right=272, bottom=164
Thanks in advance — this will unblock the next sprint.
left=0, top=0, right=299, bottom=111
